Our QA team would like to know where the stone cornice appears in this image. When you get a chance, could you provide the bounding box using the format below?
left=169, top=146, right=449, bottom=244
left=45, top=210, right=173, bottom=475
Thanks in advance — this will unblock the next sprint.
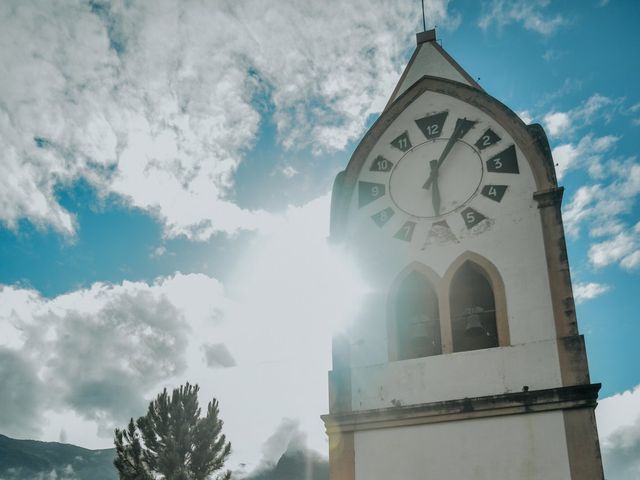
left=534, top=187, right=565, bottom=208
left=322, top=383, right=600, bottom=434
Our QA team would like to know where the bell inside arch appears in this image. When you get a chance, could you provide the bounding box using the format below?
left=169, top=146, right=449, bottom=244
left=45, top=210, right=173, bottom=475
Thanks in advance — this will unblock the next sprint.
left=463, top=306, right=486, bottom=337
left=395, top=270, right=442, bottom=359
left=408, top=314, right=438, bottom=357
left=409, top=314, right=432, bottom=339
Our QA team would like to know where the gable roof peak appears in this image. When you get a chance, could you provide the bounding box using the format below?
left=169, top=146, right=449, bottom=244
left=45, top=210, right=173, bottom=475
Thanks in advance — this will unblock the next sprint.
left=385, top=29, right=483, bottom=110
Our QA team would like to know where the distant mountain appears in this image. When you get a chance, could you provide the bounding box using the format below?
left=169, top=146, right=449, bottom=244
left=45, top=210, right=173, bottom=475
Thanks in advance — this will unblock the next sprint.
left=0, top=434, right=329, bottom=480
left=245, top=448, right=329, bottom=480
left=0, top=434, right=116, bottom=480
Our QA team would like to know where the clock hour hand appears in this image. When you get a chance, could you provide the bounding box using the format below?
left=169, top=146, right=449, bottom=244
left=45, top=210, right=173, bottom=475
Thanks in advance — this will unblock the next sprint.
left=430, top=159, right=441, bottom=216
left=423, top=117, right=476, bottom=189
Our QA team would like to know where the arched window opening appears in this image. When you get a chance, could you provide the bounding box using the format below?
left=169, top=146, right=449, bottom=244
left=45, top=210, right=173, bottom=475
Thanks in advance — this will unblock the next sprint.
left=396, top=271, right=441, bottom=360
left=450, top=261, right=499, bottom=352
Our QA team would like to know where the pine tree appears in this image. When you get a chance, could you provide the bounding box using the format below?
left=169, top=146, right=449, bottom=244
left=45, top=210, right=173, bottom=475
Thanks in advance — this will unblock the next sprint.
left=114, top=383, right=232, bottom=480
left=114, top=419, right=154, bottom=480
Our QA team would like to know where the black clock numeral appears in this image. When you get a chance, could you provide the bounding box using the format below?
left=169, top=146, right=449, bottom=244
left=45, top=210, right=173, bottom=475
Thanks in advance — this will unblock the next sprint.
left=481, top=185, right=508, bottom=202
left=358, top=181, right=385, bottom=208
left=415, top=111, right=448, bottom=140
left=370, top=155, right=394, bottom=172
left=390, top=131, right=412, bottom=152
left=371, top=207, right=395, bottom=227
left=486, top=145, right=519, bottom=174
left=394, top=221, right=416, bottom=242
left=461, top=207, right=487, bottom=229
left=475, top=128, right=501, bottom=150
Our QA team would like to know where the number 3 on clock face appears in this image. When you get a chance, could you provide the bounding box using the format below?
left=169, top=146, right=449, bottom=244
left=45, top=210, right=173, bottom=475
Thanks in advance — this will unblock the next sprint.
left=487, top=145, right=519, bottom=174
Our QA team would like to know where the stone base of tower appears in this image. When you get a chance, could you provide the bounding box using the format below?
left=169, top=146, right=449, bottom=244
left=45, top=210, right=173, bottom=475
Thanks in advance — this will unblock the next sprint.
left=322, top=384, right=603, bottom=480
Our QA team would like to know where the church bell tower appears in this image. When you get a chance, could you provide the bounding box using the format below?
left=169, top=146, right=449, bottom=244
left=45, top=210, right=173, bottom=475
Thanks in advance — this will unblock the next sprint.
left=322, top=30, right=604, bottom=479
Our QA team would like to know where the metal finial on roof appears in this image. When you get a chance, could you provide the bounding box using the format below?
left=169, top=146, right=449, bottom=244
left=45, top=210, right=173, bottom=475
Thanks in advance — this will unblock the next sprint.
left=421, top=0, right=426, bottom=32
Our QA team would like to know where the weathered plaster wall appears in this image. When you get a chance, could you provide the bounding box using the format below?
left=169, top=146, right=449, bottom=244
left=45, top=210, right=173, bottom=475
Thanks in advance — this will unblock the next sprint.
left=354, top=411, right=571, bottom=480
left=350, top=339, right=562, bottom=410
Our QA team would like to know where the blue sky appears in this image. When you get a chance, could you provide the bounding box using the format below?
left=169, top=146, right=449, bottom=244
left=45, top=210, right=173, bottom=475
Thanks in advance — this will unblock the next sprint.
left=1, top=0, right=639, bottom=478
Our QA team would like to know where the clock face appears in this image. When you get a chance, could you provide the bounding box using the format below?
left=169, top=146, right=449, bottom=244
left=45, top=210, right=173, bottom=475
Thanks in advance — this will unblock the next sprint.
left=388, top=137, right=483, bottom=219
left=353, top=90, right=525, bottom=246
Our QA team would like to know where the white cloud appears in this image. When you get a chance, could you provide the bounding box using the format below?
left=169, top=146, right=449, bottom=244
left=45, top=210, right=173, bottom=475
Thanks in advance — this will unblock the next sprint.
left=560, top=142, right=639, bottom=271
left=541, top=94, right=618, bottom=147
left=0, top=347, right=45, bottom=438
left=256, top=418, right=308, bottom=469
left=590, top=221, right=625, bottom=238
left=552, top=134, right=618, bottom=181
left=575, top=94, right=615, bottom=124
left=543, top=111, right=571, bottom=137
left=281, top=165, right=299, bottom=179
left=563, top=160, right=639, bottom=268
left=563, top=185, right=600, bottom=237
left=573, top=282, right=610, bottom=303
left=0, top=193, right=367, bottom=469
left=598, top=385, right=640, bottom=479
left=0, top=273, right=220, bottom=436
left=0, top=0, right=455, bottom=240
left=589, top=231, right=639, bottom=270
left=532, top=94, right=624, bottom=187
left=562, top=157, right=637, bottom=238
left=478, top=0, right=566, bottom=35
left=518, top=110, right=533, bottom=124
left=541, top=93, right=640, bottom=272
left=151, top=245, right=167, bottom=257
left=201, top=343, right=237, bottom=368
left=621, top=250, right=640, bottom=270
left=542, top=49, right=565, bottom=62
left=551, top=143, right=579, bottom=180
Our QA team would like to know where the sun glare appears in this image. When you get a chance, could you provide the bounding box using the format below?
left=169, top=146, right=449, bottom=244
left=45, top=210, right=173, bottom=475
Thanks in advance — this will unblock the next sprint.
left=229, top=196, right=369, bottom=364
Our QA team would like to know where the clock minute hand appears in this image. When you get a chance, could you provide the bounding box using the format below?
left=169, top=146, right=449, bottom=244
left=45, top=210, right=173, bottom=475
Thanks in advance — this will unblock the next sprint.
left=423, top=117, right=476, bottom=190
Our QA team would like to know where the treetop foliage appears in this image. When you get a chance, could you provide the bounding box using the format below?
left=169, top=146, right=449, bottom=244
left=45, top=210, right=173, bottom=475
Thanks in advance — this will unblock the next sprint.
left=114, top=383, right=231, bottom=480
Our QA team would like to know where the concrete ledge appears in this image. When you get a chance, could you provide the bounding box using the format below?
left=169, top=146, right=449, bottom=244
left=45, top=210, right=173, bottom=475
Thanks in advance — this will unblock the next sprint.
left=533, top=187, right=565, bottom=208
left=322, top=383, right=600, bottom=434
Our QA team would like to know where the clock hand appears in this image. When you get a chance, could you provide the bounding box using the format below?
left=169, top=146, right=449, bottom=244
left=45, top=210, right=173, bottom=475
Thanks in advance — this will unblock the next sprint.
left=423, top=117, right=476, bottom=189
left=430, top=159, right=441, bottom=216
